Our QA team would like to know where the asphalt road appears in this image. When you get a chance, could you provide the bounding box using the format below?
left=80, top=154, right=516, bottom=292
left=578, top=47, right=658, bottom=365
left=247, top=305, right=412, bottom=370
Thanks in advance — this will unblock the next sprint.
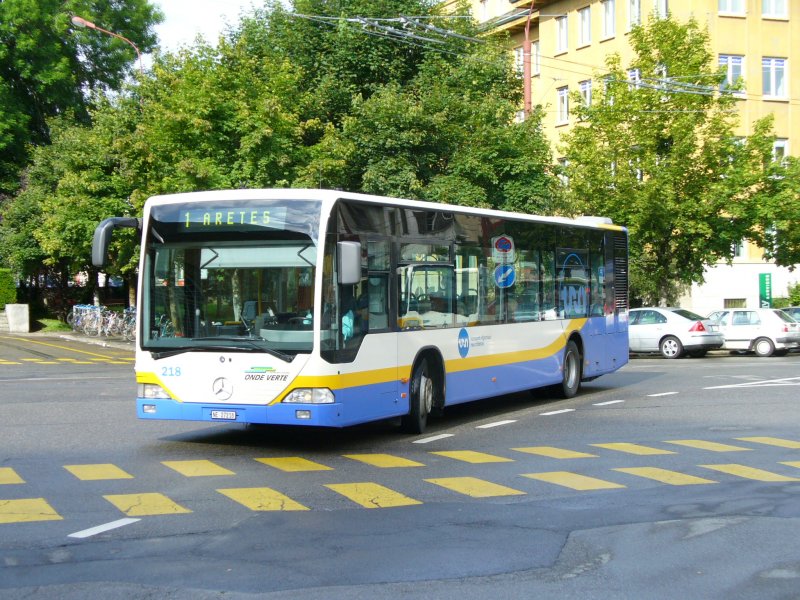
left=1, top=334, right=799, bottom=599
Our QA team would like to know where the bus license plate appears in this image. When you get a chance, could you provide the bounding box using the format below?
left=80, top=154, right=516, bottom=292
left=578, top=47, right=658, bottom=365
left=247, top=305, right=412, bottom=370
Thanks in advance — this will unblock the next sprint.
left=211, top=410, right=237, bottom=420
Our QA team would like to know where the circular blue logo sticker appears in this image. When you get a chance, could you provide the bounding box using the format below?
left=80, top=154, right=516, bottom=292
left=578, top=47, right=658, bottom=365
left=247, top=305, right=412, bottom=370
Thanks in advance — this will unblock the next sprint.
left=457, top=328, right=470, bottom=358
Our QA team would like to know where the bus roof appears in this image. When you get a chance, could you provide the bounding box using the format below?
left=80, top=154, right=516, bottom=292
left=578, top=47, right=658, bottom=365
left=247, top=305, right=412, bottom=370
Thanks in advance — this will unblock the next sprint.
left=145, top=188, right=627, bottom=233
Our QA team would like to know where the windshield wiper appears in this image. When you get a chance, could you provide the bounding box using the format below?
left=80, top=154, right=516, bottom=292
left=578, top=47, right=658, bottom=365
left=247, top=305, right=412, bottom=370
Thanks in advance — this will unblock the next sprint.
left=188, top=337, right=293, bottom=362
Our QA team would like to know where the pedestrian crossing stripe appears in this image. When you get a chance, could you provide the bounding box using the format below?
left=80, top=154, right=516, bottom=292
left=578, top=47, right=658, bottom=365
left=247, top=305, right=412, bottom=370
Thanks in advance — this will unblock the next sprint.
left=162, top=460, right=235, bottom=477
left=104, top=493, right=192, bottom=516
left=0, top=498, right=62, bottom=523
left=64, top=464, right=134, bottom=481
left=344, top=454, right=425, bottom=468
left=217, top=487, right=309, bottom=511
left=513, top=446, right=598, bottom=459
left=325, top=483, right=422, bottom=508
left=0, top=467, right=24, bottom=485
left=255, top=457, right=333, bottom=472
left=425, top=477, right=526, bottom=497
left=592, top=443, right=676, bottom=455
left=614, top=467, right=716, bottom=485
left=522, top=471, right=626, bottom=490
left=699, top=464, right=800, bottom=482
left=665, top=440, right=752, bottom=452
left=430, top=450, right=514, bottom=464
left=736, top=437, right=800, bottom=449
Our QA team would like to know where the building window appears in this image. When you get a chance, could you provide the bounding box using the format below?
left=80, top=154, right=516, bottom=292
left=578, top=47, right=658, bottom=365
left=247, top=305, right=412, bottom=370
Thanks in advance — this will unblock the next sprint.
left=719, top=55, right=744, bottom=92
left=579, top=6, right=592, bottom=46
left=557, top=86, right=569, bottom=124
left=762, top=57, right=787, bottom=98
left=732, top=241, right=743, bottom=257
left=532, top=41, right=541, bottom=75
left=724, top=298, right=746, bottom=308
left=719, top=0, right=744, bottom=15
left=656, top=0, right=668, bottom=18
left=514, top=46, right=524, bottom=75
left=515, top=110, right=526, bottom=123
left=628, top=0, right=641, bottom=28
left=556, top=16, right=568, bottom=53
left=558, top=158, right=570, bottom=186
left=773, top=139, right=788, bottom=164
left=762, top=0, right=787, bottom=18
left=580, top=79, right=592, bottom=106
left=602, top=0, right=616, bottom=38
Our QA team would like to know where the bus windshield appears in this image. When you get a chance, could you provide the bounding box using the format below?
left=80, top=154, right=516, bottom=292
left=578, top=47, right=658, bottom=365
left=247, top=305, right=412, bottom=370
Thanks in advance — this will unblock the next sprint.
left=141, top=199, right=320, bottom=358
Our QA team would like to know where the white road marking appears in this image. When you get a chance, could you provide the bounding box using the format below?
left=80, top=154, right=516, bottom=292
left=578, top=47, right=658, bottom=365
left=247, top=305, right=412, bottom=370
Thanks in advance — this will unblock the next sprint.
left=476, top=420, right=517, bottom=429
left=705, top=376, right=800, bottom=390
left=539, top=409, right=575, bottom=416
left=68, top=518, right=140, bottom=539
left=647, top=392, right=678, bottom=397
left=413, top=434, right=455, bottom=444
left=594, top=400, right=625, bottom=406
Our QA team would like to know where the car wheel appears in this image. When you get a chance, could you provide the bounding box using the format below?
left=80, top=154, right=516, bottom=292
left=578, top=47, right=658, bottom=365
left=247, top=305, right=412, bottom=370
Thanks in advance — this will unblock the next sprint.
left=659, top=336, right=683, bottom=359
left=753, top=337, right=775, bottom=357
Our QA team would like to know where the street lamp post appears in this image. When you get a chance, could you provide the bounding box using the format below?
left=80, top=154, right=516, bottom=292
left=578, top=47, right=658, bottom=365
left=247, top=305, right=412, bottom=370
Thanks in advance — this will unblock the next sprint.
left=71, top=15, right=144, bottom=80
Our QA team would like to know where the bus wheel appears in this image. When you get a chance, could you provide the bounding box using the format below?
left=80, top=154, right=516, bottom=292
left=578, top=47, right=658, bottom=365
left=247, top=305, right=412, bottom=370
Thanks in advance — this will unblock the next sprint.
left=402, top=358, right=434, bottom=434
left=557, top=340, right=581, bottom=399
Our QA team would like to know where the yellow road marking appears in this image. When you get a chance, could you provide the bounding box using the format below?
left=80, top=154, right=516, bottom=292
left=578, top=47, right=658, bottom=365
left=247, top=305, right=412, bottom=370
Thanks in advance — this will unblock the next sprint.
left=700, top=464, right=800, bottom=482
left=736, top=437, right=800, bottom=449
left=666, top=440, right=752, bottom=452
left=325, top=483, right=422, bottom=508
left=781, top=461, right=800, bottom=469
left=344, top=454, right=425, bottom=468
left=592, top=443, right=675, bottom=456
left=513, top=446, right=598, bottom=459
left=522, top=471, right=626, bottom=490
left=0, top=361, right=21, bottom=365
left=104, top=493, right=192, bottom=516
left=614, top=467, right=716, bottom=485
left=162, top=460, right=235, bottom=477
left=217, top=487, right=309, bottom=511
left=431, top=450, right=514, bottom=464
left=0, top=468, right=25, bottom=485
left=64, top=464, right=134, bottom=481
left=0, top=498, right=62, bottom=524
left=425, top=477, right=526, bottom=498
left=255, top=457, right=333, bottom=472
left=3, top=336, right=124, bottom=359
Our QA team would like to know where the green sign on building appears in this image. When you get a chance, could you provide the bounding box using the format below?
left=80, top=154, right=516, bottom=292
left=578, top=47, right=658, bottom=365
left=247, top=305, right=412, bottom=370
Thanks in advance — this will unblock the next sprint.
left=759, top=273, right=772, bottom=308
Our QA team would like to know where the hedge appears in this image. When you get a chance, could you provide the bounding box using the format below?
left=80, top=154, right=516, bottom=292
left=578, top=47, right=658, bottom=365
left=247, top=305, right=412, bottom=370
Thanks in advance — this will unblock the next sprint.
left=0, top=269, right=17, bottom=309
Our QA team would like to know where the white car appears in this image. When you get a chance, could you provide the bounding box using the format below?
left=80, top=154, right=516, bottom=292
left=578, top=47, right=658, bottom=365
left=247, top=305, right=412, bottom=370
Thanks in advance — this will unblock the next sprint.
left=629, top=307, right=724, bottom=359
left=707, top=308, right=800, bottom=357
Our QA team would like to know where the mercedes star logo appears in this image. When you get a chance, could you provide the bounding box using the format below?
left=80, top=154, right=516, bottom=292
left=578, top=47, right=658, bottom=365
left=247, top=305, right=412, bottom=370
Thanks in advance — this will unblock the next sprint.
left=212, top=377, right=233, bottom=401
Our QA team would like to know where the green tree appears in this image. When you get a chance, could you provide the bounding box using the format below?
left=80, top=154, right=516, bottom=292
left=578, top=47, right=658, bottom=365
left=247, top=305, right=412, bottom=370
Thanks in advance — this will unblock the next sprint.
left=560, top=14, right=779, bottom=305
left=0, top=0, right=162, bottom=197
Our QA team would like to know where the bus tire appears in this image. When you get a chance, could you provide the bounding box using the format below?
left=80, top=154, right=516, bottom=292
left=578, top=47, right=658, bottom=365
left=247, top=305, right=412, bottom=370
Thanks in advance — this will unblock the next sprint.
left=402, top=358, right=434, bottom=434
left=557, top=340, right=581, bottom=399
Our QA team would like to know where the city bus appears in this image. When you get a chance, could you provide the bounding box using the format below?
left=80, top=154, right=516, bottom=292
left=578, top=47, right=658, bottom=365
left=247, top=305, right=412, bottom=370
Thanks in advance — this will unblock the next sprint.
left=92, top=189, right=629, bottom=433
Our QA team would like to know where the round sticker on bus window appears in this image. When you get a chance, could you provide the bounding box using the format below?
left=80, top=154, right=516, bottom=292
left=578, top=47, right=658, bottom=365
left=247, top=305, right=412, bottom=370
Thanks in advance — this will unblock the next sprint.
left=458, top=328, right=470, bottom=358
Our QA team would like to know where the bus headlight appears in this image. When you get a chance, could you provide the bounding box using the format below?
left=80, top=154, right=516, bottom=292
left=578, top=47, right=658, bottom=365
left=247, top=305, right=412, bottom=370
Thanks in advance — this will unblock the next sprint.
left=283, top=388, right=335, bottom=404
left=138, top=383, right=171, bottom=399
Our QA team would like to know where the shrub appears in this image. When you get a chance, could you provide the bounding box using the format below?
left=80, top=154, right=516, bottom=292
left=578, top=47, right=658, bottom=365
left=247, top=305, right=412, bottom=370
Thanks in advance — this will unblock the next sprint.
left=0, top=269, right=17, bottom=310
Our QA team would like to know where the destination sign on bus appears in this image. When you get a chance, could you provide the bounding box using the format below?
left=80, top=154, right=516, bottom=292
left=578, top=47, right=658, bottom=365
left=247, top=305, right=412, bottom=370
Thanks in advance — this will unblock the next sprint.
left=181, top=207, right=288, bottom=230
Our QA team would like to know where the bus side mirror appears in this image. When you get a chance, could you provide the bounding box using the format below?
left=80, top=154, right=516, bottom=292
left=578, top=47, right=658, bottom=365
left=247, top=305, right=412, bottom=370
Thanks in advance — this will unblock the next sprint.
left=337, top=241, right=361, bottom=285
left=92, top=217, right=141, bottom=267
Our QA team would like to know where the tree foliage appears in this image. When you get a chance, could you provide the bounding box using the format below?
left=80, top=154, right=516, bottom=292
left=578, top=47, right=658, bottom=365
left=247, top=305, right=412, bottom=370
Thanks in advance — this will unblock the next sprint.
left=0, top=0, right=162, bottom=197
left=560, top=14, right=785, bottom=305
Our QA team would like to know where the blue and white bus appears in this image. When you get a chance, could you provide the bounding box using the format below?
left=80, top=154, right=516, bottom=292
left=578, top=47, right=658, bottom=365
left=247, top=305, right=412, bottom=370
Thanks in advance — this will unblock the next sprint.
left=92, top=189, right=629, bottom=433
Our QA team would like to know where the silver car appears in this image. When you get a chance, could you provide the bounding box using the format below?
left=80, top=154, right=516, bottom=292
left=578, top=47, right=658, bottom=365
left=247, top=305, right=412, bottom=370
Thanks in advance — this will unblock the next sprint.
left=707, top=308, right=800, bottom=357
left=629, top=307, right=724, bottom=359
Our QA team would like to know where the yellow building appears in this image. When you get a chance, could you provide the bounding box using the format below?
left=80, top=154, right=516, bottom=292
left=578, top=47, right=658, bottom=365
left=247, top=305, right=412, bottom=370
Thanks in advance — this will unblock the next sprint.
left=468, top=0, right=799, bottom=310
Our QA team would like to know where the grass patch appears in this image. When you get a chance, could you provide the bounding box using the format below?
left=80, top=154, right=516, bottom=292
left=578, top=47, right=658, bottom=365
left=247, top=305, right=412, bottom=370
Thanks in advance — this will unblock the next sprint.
left=33, top=318, right=72, bottom=333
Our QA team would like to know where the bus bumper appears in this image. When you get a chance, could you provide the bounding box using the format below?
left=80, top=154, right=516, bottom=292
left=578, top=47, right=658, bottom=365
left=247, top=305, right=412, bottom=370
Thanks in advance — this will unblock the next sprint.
left=136, top=398, right=346, bottom=427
